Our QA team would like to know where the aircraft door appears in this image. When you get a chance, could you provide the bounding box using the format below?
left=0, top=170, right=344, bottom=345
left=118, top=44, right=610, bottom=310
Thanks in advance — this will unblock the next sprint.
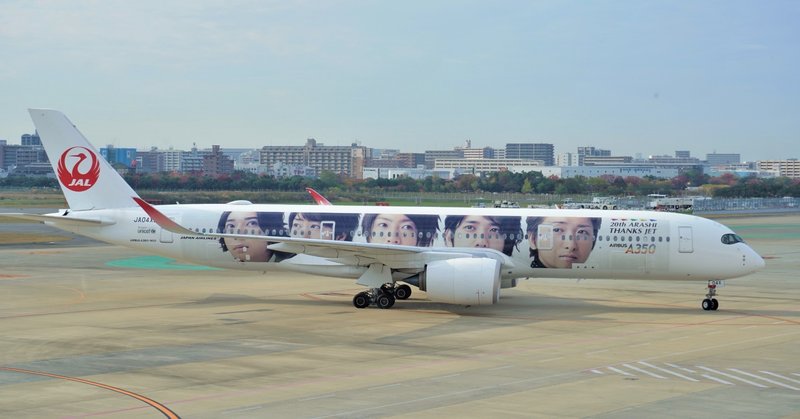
left=678, top=226, right=693, bottom=253
left=321, top=221, right=335, bottom=240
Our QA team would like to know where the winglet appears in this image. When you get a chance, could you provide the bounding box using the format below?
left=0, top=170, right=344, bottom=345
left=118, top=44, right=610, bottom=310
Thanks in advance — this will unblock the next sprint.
left=305, top=187, right=332, bottom=205
left=133, top=197, right=197, bottom=235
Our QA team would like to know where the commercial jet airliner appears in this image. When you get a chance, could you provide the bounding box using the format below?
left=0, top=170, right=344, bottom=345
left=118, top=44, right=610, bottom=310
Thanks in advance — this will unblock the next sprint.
left=7, top=110, right=765, bottom=310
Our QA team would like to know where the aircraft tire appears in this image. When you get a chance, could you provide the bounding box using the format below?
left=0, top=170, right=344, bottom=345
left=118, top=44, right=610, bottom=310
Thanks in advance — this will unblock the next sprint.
left=711, top=298, right=719, bottom=311
left=395, top=284, right=412, bottom=300
left=702, top=299, right=712, bottom=311
left=376, top=293, right=395, bottom=309
left=353, top=292, right=371, bottom=309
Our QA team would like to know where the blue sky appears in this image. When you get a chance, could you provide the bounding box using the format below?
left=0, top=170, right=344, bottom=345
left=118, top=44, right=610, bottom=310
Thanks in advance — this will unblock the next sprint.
left=1, top=0, right=797, bottom=161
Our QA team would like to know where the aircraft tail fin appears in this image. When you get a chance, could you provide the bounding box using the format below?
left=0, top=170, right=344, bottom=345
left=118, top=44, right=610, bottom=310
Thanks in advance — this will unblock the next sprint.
left=28, top=109, right=140, bottom=210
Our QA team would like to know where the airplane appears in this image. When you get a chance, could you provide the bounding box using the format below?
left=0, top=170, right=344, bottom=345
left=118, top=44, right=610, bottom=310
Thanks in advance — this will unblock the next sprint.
left=6, top=109, right=765, bottom=311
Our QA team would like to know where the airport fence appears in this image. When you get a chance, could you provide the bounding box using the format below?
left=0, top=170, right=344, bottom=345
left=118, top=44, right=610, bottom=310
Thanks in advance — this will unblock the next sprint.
left=693, top=197, right=800, bottom=215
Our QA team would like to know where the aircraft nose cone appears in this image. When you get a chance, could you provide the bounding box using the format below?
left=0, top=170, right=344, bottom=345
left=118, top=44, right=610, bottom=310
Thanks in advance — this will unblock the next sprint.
left=753, top=252, right=766, bottom=270
left=747, top=247, right=766, bottom=272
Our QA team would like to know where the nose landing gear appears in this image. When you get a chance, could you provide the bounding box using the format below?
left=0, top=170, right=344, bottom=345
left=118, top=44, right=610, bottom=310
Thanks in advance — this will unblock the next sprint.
left=702, top=281, right=719, bottom=311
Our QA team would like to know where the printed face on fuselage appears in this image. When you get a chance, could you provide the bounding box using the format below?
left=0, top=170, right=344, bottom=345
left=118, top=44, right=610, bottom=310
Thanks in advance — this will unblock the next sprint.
left=368, top=214, right=419, bottom=246
left=531, top=217, right=595, bottom=268
left=223, top=211, right=271, bottom=262
left=449, top=215, right=505, bottom=252
left=291, top=213, right=322, bottom=239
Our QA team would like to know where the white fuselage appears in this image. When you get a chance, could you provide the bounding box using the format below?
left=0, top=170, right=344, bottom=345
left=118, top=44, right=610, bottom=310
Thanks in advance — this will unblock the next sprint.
left=49, top=204, right=765, bottom=284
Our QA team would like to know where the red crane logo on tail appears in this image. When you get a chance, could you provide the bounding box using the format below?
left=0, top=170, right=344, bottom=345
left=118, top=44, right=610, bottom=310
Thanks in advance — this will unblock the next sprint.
left=57, top=147, right=100, bottom=192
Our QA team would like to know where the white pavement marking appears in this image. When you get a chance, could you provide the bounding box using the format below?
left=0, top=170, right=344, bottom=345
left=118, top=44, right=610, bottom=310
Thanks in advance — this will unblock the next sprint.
left=664, top=363, right=695, bottom=374
left=368, top=383, right=403, bottom=391
left=702, top=374, right=734, bottom=385
left=586, top=349, right=608, bottom=355
left=431, top=373, right=462, bottom=381
left=740, top=325, right=759, bottom=330
left=696, top=366, right=767, bottom=388
left=623, top=363, right=666, bottom=379
left=487, top=365, right=514, bottom=371
left=224, top=405, right=264, bottom=414
left=637, top=361, right=699, bottom=382
left=590, top=369, right=604, bottom=375
left=608, top=366, right=634, bottom=376
left=299, top=393, right=336, bottom=401
left=539, top=357, right=564, bottom=363
left=792, top=373, right=800, bottom=378
left=729, top=369, right=800, bottom=391
left=760, top=371, right=800, bottom=385
left=667, top=335, right=689, bottom=341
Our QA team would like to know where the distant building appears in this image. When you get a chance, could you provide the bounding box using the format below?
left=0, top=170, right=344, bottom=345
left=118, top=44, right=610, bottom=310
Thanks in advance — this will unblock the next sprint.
left=706, top=153, right=741, bottom=166
left=270, top=161, right=317, bottom=178
left=462, top=146, right=495, bottom=160
left=100, top=146, right=137, bottom=168
left=0, top=133, right=50, bottom=175
left=260, top=138, right=360, bottom=177
left=706, top=163, right=775, bottom=178
left=181, top=146, right=207, bottom=173
left=395, top=152, right=426, bottom=169
left=0, top=140, right=6, bottom=170
left=757, top=159, right=800, bottom=178
left=202, top=145, right=235, bottom=176
left=0, top=143, right=50, bottom=174
left=557, top=152, right=578, bottom=167
left=583, top=156, right=633, bottom=165
left=434, top=158, right=543, bottom=175
left=363, top=158, right=406, bottom=169
left=351, top=145, right=368, bottom=179
left=21, top=132, right=42, bottom=148
left=536, top=165, right=680, bottom=179
left=675, top=150, right=691, bottom=159
left=163, top=150, right=184, bottom=172
left=424, top=149, right=464, bottom=169
left=647, top=155, right=702, bottom=165
left=371, top=148, right=400, bottom=159
left=505, top=143, right=554, bottom=166
left=577, top=146, right=611, bottom=166
left=363, top=167, right=459, bottom=180
left=134, top=149, right=165, bottom=173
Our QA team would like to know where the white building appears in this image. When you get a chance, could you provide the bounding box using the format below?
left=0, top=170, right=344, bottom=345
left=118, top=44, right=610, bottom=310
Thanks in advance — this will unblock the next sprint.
left=362, top=167, right=460, bottom=180
left=757, top=159, right=800, bottom=179
left=434, top=158, right=543, bottom=174
left=534, top=165, right=680, bottom=179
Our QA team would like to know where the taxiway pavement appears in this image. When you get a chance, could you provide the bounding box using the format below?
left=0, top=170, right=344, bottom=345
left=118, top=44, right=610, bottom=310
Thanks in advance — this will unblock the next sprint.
left=0, top=215, right=798, bottom=418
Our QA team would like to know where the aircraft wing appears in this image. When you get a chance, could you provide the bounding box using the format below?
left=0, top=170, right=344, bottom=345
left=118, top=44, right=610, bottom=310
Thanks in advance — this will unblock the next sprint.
left=133, top=197, right=514, bottom=270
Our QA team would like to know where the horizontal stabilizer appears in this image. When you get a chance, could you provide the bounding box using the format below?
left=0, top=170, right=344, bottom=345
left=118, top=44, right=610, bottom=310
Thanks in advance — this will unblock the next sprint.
left=3, top=212, right=115, bottom=226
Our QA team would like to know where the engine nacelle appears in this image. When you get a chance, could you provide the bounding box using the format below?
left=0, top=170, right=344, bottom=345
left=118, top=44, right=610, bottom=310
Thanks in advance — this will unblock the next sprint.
left=420, top=258, right=501, bottom=305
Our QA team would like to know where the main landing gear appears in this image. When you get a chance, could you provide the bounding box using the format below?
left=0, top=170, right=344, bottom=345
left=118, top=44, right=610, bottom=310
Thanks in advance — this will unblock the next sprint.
left=702, top=281, right=720, bottom=311
left=352, top=283, right=412, bottom=309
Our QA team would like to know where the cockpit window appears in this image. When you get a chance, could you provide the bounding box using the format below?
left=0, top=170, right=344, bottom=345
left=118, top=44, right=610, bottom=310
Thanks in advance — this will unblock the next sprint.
left=721, top=233, right=744, bottom=245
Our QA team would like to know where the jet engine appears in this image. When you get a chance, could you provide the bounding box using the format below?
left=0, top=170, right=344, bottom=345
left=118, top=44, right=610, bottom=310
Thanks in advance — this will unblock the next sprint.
left=420, top=258, right=501, bottom=305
